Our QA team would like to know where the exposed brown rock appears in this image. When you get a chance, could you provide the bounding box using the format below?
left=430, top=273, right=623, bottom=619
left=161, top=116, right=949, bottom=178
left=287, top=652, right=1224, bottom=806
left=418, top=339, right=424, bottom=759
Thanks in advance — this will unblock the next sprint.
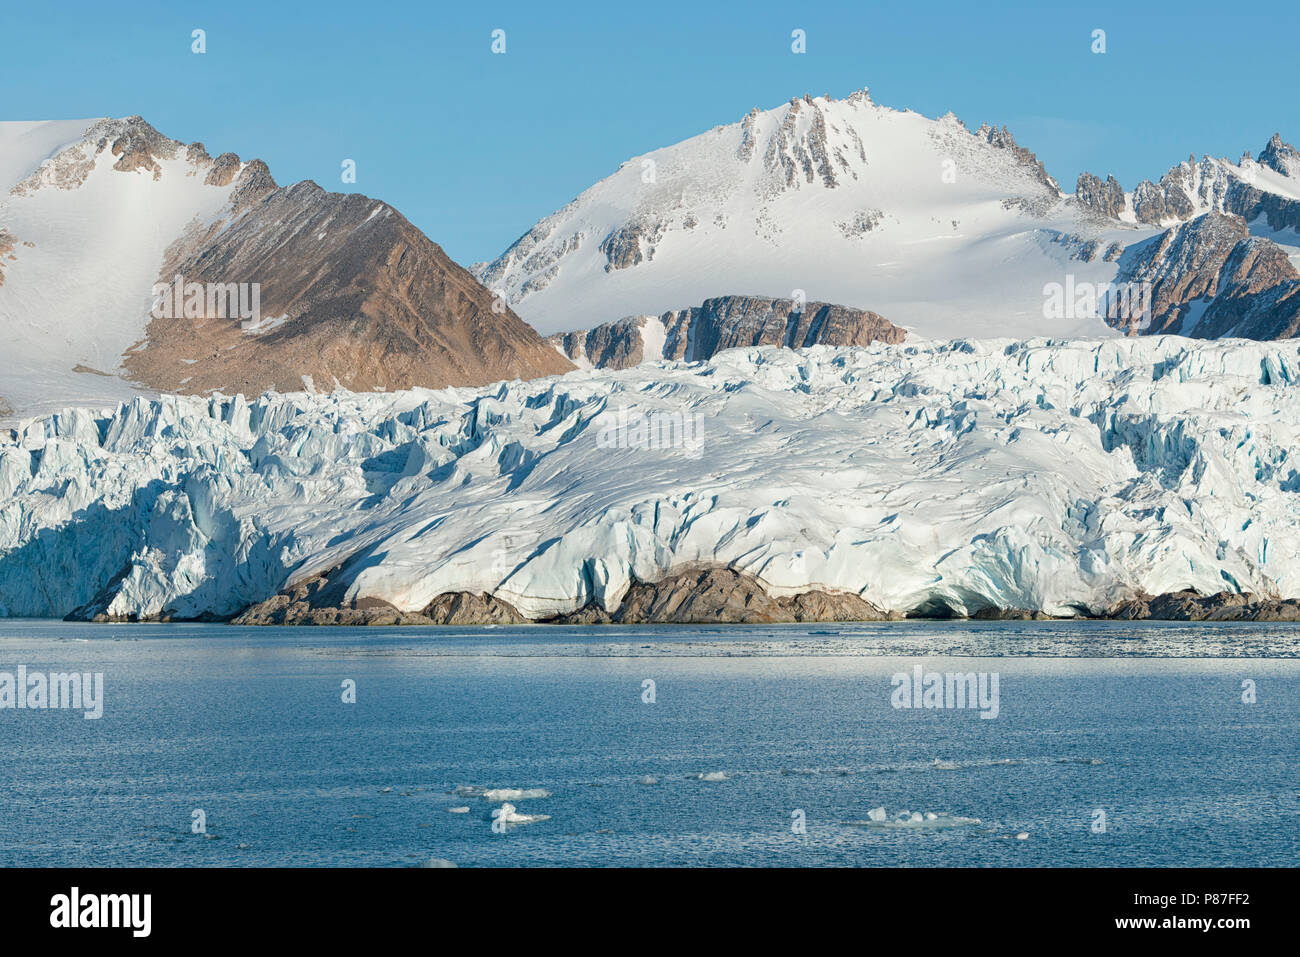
left=599, top=218, right=665, bottom=271
left=8, top=115, right=573, bottom=400
left=0, top=229, right=14, bottom=286
left=108, top=118, right=177, bottom=179
left=185, top=142, right=212, bottom=166
left=1109, top=212, right=1300, bottom=339
left=1106, top=590, right=1300, bottom=621
left=545, top=565, right=888, bottom=624
left=423, top=592, right=530, bottom=625
left=550, top=294, right=905, bottom=370
left=124, top=176, right=574, bottom=397
left=970, top=607, right=1052, bottom=620
left=1075, top=172, right=1127, bottom=219
left=204, top=151, right=241, bottom=187
left=230, top=573, right=435, bottom=625
left=72, top=363, right=112, bottom=376
left=232, top=563, right=887, bottom=626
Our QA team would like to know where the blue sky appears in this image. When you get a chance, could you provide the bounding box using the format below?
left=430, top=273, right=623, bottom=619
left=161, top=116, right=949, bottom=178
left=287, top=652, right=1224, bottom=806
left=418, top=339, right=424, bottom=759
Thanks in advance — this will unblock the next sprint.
left=4, top=0, right=1296, bottom=265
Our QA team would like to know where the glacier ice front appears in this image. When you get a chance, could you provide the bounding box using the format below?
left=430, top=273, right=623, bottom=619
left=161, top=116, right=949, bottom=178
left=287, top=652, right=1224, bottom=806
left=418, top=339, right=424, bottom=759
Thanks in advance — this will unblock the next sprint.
left=1, top=337, right=1299, bottom=622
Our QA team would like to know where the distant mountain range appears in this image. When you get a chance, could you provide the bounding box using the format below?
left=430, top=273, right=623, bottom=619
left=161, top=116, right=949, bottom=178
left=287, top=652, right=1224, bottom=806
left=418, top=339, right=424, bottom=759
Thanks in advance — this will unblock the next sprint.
left=3, top=95, right=1299, bottom=417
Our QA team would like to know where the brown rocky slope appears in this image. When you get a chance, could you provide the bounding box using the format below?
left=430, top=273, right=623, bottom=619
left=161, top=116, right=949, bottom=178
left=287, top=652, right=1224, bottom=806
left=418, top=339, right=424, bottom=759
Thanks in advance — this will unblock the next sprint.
left=115, top=117, right=572, bottom=394
left=220, top=564, right=1300, bottom=626
left=550, top=294, right=905, bottom=370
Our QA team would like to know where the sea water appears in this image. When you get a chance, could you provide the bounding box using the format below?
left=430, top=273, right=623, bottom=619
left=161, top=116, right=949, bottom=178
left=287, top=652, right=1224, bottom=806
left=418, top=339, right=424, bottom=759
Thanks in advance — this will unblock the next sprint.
left=1, top=619, right=1297, bottom=867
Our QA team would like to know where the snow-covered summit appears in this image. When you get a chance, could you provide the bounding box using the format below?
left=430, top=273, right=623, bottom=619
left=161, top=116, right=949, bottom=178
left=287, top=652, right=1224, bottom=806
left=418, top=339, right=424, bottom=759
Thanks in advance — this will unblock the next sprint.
left=0, top=117, right=261, bottom=419
left=474, top=90, right=1300, bottom=341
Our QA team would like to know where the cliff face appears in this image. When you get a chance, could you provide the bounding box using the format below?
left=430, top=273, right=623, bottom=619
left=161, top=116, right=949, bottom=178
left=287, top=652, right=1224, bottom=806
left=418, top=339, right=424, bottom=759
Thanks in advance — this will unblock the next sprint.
left=127, top=175, right=574, bottom=396
left=550, top=295, right=905, bottom=370
left=1108, top=213, right=1300, bottom=339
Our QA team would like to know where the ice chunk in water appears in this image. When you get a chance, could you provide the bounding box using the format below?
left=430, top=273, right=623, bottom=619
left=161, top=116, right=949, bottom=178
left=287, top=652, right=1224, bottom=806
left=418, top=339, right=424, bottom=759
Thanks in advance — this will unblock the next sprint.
left=482, top=788, right=551, bottom=801
left=493, top=802, right=550, bottom=826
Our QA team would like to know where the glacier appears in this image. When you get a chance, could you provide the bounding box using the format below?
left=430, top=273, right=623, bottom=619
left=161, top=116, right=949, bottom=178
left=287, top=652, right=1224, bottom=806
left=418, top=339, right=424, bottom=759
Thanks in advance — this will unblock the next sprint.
left=1, top=336, right=1299, bottom=621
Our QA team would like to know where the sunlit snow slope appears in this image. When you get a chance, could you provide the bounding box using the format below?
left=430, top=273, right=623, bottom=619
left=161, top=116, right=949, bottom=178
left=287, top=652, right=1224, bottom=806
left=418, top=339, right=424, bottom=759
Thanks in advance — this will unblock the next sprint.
left=475, top=90, right=1300, bottom=341
left=0, top=118, right=244, bottom=418
left=474, top=91, right=1133, bottom=337
left=3, top=338, right=1298, bottom=620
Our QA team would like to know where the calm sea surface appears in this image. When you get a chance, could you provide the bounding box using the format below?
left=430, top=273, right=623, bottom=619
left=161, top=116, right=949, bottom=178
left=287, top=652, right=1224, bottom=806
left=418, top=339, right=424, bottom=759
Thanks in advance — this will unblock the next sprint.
left=1, top=619, right=1297, bottom=867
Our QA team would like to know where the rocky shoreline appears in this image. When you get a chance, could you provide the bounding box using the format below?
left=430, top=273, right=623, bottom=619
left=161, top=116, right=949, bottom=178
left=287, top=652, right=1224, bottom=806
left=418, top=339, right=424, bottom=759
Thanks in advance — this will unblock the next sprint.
left=69, top=565, right=1300, bottom=626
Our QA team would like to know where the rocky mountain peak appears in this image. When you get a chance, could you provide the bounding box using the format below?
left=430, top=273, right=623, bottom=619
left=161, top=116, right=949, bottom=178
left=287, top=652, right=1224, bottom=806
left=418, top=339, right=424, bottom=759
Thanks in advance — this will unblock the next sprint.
left=0, top=116, right=572, bottom=417
left=1074, top=172, right=1127, bottom=219
left=1110, top=212, right=1300, bottom=338
left=1259, top=132, right=1300, bottom=177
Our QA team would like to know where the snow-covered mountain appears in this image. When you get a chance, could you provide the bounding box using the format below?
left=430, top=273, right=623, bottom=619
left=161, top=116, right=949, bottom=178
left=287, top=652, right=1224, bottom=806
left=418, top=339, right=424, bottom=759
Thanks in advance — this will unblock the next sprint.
left=473, top=89, right=1300, bottom=343
left=0, top=117, right=570, bottom=421
left=4, top=337, right=1299, bottom=622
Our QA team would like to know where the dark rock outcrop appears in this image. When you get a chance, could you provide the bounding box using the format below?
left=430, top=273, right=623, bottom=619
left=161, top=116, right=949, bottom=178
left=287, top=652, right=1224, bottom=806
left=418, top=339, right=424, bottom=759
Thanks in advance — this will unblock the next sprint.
left=1108, top=212, right=1300, bottom=338
left=230, top=572, right=530, bottom=626
left=1130, top=140, right=1300, bottom=231
left=1075, top=172, right=1127, bottom=219
left=1257, top=133, right=1300, bottom=178
left=550, top=294, right=905, bottom=370
left=1107, top=590, right=1300, bottom=621
left=546, top=565, right=888, bottom=624
left=970, top=607, right=1052, bottom=621
left=234, top=563, right=888, bottom=626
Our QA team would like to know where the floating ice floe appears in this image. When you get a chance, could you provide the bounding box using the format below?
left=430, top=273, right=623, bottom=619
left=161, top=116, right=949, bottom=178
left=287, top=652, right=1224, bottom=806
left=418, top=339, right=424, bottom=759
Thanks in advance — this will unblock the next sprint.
left=446, top=806, right=470, bottom=814
left=492, top=803, right=550, bottom=826
left=638, top=775, right=659, bottom=785
left=846, top=806, right=981, bottom=829
left=419, top=857, right=457, bottom=868
left=482, top=787, right=551, bottom=801
left=695, top=771, right=729, bottom=782
left=453, top=786, right=551, bottom=801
